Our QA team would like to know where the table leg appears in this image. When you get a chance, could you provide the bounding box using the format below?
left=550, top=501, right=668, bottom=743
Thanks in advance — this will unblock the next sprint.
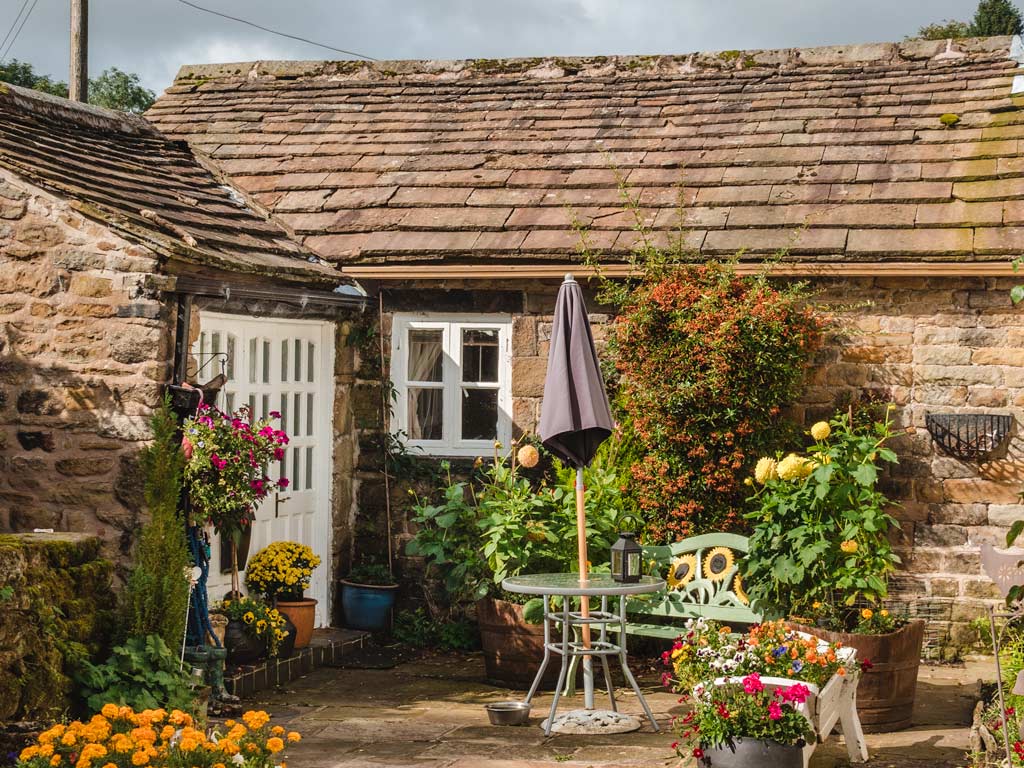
left=599, top=596, right=616, bottom=711
left=617, top=595, right=659, bottom=732
left=525, top=597, right=552, bottom=706
left=544, top=598, right=571, bottom=737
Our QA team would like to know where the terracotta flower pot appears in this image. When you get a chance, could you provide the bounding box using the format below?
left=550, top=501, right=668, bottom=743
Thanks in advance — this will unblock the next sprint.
left=277, top=598, right=317, bottom=649
left=788, top=618, right=925, bottom=732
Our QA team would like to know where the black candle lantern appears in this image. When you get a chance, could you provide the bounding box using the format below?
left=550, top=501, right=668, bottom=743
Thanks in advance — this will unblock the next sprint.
left=611, top=532, right=642, bottom=583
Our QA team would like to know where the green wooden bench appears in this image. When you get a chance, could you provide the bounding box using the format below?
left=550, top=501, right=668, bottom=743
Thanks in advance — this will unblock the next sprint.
left=624, top=532, right=762, bottom=638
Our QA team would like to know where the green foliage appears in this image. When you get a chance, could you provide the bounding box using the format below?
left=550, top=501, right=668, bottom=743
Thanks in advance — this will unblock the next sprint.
left=345, top=562, right=396, bottom=586
left=120, top=397, right=191, bottom=649
left=88, top=67, right=155, bottom=113
left=214, top=596, right=288, bottom=657
left=742, top=409, right=902, bottom=622
left=601, top=258, right=823, bottom=542
left=407, top=438, right=635, bottom=610
left=74, top=635, right=193, bottom=715
left=0, top=59, right=68, bottom=96
left=910, top=19, right=973, bottom=40
left=392, top=608, right=479, bottom=651
left=0, top=59, right=155, bottom=112
left=971, top=0, right=1024, bottom=35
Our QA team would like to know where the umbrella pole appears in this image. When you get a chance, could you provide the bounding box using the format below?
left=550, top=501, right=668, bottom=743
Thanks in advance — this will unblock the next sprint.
left=576, top=467, right=595, bottom=710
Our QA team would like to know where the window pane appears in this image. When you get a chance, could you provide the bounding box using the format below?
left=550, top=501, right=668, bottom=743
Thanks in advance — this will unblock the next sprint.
left=461, top=388, right=498, bottom=440
left=307, top=342, right=315, bottom=382
left=262, top=340, right=270, bottom=383
left=280, top=393, right=288, bottom=430
left=462, top=329, right=499, bottom=383
left=212, top=331, right=221, bottom=355
left=305, top=446, right=313, bottom=490
left=248, top=338, right=257, bottom=384
left=408, top=388, right=443, bottom=440
left=225, top=392, right=235, bottom=413
left=226, top=335, right=236, bottom=381
left=306, top=393, right=314, bottom=437
left=261, top=394, right=270, bottom=420
left=295, top=339, right=302, bottom=382
left=408, top=330, right=443, bottom=383
left=294, top=392, right=302, bottom=436
left=281, top=340, right=289, bottom=382
left=292, top=447, right=302, bottom=492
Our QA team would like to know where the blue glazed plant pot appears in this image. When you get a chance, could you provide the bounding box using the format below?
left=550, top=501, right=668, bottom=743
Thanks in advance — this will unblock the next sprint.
left=340, top=580, right=398, bottom=632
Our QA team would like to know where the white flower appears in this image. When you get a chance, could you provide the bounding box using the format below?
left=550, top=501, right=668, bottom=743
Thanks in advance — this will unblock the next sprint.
left=232, top=755, right=246, bottom=766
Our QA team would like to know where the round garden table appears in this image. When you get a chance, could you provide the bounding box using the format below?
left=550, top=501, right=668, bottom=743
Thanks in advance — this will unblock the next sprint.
left=502, top=573, right=665, bottom=735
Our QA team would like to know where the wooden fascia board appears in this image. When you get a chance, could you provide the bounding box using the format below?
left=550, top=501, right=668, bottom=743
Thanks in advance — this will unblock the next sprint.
left=340, top=261, right=1020, bottom=280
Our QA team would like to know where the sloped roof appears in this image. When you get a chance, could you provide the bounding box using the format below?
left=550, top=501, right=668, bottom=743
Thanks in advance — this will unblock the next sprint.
left=0, top=83, right=344, bottom=283
left=147, top=36, right=1024, bottom=271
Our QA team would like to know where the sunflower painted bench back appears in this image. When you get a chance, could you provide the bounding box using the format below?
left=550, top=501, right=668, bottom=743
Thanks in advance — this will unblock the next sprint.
left=625, top=532, right=761, bottom=639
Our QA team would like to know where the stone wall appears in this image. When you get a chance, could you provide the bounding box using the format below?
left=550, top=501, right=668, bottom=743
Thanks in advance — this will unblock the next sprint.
left=0, top=171, right=171, bottom=559
left=373, top=276, right=1024, bottom=649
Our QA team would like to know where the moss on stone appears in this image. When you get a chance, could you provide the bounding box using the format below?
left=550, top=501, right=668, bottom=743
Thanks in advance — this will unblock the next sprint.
left=0, top=533, right=114, bottom=722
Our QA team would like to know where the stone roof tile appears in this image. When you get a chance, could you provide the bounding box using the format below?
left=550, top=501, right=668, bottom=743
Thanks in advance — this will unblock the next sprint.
left=146, top=37, right=1024, bottom=266
left=0, top=83, right=343, bottom=283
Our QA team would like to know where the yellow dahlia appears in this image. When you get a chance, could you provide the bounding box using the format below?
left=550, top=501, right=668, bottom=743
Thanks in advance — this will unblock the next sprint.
left=754, top=457, right=778, bottom=485
left=861, top=608, right=873, bottom=620
left=516, top=444, right=540, bottom=468
left=840, top=540, right=858, bottom=554
left=777, top=453, right=812, bottom=481
left=810, top=421, right=831, bottom=441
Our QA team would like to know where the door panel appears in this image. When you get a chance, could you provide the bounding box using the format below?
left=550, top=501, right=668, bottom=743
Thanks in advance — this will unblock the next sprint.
left=194, top=313, right=334, bottom=626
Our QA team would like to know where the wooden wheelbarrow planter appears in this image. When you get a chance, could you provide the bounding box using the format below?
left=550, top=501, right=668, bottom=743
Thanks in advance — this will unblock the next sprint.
left=710, top=638, right=869, bottom=767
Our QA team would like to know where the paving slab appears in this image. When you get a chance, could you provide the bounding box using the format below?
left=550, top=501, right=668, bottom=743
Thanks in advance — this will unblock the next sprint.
left=251, top=651, right=994, bottom=768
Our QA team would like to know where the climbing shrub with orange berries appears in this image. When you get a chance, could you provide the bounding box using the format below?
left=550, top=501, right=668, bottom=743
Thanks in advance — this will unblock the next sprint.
left=16, top=706, right=300, bottom=768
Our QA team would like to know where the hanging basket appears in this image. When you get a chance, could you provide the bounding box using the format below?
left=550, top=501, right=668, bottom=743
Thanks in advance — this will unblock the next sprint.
left=925, top=412, right=1012, bottom=461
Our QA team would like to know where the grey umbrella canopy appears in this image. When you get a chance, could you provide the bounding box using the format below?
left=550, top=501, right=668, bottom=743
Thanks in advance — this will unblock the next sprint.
left=539, top=275, right=614, bottom=467
left=538, top=274, right=615, bottom=713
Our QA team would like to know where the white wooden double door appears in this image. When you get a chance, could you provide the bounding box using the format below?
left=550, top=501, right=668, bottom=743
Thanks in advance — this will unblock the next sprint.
left=194, top=312, right=334, bottom=626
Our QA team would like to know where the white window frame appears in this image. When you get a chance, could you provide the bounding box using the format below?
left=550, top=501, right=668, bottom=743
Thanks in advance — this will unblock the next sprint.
left=391, top=313, right=512, bottom=457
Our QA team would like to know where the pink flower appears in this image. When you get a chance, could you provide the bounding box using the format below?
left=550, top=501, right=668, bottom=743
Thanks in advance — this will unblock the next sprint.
left=270, top=410, right=281, bottom=419
left=278, top=478, right=290, bottom=489
left=274, top=430, right=290, bottom=445
left=742, top=673, right=763, bottom=694
left=692, top=748, right=704, bottom=759
left=273, top=447, right=285, bottom=461
left=250, top=479, right=265, bottom=493
left=259, top=425, right=275, bottom=438
left=781, top=683, right=811, bottom=705
left=768, top=702, right=783, bottom=721
left=181, top=436, right=193, bottom=459
left=210, top=454, right=228, bottom=471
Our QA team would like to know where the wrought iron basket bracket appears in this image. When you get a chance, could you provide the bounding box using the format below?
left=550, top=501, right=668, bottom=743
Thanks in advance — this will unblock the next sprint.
left=925, top=412, right=1012, bottom=461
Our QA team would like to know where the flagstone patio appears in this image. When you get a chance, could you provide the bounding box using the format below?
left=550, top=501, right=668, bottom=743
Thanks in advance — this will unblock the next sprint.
left=250, top=650, right=993, bottom=768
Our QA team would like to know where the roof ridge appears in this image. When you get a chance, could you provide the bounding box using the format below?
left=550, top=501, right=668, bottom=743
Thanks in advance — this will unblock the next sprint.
left=0, top=81, right=161, bottom=137
left=170, top=35, right=1020, bottom=85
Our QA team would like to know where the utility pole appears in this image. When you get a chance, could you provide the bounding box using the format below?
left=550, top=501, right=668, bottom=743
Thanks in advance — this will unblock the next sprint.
left=69, top=0, right=87, bottom=102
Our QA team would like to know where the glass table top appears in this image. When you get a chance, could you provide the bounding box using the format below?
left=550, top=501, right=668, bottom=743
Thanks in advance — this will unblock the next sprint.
left=502, top=573, right=665, bottom=596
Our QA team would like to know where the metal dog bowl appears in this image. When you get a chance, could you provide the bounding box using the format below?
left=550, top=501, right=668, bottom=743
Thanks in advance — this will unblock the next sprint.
left=485, top=701, right=532, bottom=726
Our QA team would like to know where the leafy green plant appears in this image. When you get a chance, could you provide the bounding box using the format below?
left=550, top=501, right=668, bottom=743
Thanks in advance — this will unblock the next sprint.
left=214, top=596, right=289, bottom=657
left=742, top=409, right=901, bottom=624
left=74, top=635, right=193, bottom=715
left=392, top=608, right=479, bottom=651
left=345, top=562, right=396, bottom=586
left=120, top=396, right=191, bottom=649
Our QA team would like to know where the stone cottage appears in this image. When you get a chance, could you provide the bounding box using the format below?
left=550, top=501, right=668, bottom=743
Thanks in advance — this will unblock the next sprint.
left=145, top=34, right=1024, bottom=646
left=0, top=83, right=367, bottom=625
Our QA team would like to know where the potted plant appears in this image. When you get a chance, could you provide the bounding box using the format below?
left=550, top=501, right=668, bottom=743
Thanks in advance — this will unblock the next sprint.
left=182, top=403, right=290, bottom=595
left=340, top=563, right=398, bottom=632
left=246, top=540, right=321, bottom=650
left=407, top=438, right=631, bottom=688
left=215, top=596, right=289, bottom=665
left=742, top=406, right=924, bottom=732
left=675, top=673, right=815, bottom=768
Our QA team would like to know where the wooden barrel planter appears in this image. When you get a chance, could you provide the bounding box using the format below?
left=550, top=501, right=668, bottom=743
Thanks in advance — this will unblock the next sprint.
left=477, top=597, right=565, bottom=690
left=789, top=619, right=925, bottom=733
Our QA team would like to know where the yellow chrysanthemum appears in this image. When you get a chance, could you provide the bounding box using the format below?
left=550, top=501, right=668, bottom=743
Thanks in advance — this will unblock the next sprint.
left=753, top=457, right=778, bottom=485
left=100, top=703, right=119, bottom=719
left=704, top=547, right=735, bottom=582
left=667, top=554, right=697, bottom=590
left=777, top=453, right=812, bottom=481
left=840, top=540, right=858, bottom=554
left=286, top=731, right=301, bottom=743
left=733, top=574, right=749, bottom=606
left=267, top=737, right=285, bottom=754
left=810, top=421, right=831, bottom=441
left=880, top=609, right=889, bottom=618
left=861, top=608, right=874, bottom=620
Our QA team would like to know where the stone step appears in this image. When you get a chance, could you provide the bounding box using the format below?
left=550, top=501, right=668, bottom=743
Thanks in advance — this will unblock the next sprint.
left=225, top=627, right=370, bottom=698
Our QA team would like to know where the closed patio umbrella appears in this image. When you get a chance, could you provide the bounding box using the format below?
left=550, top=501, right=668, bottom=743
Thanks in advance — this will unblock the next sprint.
left=539, top=274, right=614, bottom=711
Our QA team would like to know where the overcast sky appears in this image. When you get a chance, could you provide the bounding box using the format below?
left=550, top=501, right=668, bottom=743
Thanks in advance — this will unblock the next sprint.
left=1, top=0, right=995, bottom=94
